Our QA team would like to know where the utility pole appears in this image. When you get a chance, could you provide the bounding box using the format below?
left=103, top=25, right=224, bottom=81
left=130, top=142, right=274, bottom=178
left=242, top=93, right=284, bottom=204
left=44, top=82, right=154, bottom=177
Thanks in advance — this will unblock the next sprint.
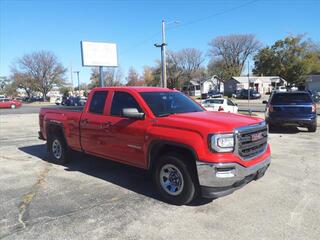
left=73, top=71, right=80, bottom=91
left=154, top=20, right=167, bottom=88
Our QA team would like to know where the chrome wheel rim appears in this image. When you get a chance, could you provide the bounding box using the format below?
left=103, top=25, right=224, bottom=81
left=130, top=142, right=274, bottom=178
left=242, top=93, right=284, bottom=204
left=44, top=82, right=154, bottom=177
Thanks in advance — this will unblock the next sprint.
left=160, top=164, right=184, bottom=196
left=11, top=105, right=16, bottom=109
left=52, top=139, right=62, bottom=159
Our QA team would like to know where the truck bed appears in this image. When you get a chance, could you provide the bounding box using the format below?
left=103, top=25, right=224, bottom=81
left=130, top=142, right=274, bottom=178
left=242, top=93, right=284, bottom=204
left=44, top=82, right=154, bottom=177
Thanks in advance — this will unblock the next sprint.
left=41, top=105, right=84, bottom=112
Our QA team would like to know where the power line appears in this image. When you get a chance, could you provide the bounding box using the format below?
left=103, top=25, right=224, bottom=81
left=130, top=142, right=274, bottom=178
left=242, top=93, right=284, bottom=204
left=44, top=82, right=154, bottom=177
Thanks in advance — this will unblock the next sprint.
left=169, top=0, right=261, bottom=30
left=119, top=31, right=160, bottom=56
left=119, top=0, right=261, bottom=55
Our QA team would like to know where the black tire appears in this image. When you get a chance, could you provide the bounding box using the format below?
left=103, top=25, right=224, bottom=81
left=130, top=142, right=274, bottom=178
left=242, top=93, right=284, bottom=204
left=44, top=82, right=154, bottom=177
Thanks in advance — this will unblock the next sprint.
left=47, top=134, right=69, bottom=164
left=268, top=123, right=275, bottom=132
left=308, top=124, right=317, bottom=132
left=154, top=153, right=197, bottom=205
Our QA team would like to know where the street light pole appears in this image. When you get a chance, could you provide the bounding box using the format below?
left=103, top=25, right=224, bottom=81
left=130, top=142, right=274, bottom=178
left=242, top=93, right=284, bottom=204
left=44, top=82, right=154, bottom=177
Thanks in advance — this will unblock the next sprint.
left=73, top=71, right=80, bottom=91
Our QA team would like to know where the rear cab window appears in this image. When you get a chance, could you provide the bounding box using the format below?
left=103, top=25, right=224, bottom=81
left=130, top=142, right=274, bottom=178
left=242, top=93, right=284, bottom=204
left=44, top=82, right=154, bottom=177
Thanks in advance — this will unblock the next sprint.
left=271, top=93, right=312, bottom=104
left=207, top=99, right=224, bottom=104
left=89, top=91, right=108, bottom=114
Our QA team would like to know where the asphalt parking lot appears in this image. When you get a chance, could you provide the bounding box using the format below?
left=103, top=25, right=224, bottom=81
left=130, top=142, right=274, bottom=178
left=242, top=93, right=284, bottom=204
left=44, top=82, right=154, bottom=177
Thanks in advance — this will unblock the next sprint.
left=0, top=113, right=320, bottom=240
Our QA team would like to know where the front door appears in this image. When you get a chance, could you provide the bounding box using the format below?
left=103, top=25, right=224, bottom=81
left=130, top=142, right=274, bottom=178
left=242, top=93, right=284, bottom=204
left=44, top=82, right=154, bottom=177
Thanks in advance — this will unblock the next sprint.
left=102, top=91, right=149, bottom=168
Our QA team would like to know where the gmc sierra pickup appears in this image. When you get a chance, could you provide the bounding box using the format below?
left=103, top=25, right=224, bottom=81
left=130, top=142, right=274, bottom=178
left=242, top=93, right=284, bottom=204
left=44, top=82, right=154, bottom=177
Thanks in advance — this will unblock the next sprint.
left=39, top=87, right=271, bottom=205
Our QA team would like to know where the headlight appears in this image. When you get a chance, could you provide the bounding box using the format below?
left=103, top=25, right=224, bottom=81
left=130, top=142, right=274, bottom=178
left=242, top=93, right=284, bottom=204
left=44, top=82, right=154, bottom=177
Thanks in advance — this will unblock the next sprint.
left=209, top=133, right=234, bottom=152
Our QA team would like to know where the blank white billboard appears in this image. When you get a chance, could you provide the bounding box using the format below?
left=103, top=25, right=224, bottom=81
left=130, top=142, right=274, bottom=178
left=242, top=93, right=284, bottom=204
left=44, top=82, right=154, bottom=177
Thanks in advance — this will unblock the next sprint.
left=81, top=41, right=118, bottom=67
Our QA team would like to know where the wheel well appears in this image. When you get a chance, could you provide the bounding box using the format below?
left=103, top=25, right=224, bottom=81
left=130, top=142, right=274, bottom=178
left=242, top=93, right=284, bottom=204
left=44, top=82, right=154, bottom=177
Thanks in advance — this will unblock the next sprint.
left=46, top=124, right=64, bottom=140
left=149, top=142, right=198, bottom=170
left=149, top=142, right=200, bottom=188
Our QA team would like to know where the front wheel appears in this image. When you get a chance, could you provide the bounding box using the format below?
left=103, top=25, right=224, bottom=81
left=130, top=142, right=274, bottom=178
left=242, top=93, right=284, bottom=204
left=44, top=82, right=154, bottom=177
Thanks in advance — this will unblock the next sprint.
left=11, top=104, right=16, bottom=109
left=154, top=153, right=197, bottom=205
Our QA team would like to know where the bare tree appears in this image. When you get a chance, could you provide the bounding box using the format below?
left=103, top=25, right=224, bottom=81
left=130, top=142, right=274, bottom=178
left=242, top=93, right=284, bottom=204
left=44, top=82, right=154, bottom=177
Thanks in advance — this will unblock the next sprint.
left=0, top=76, right=17, bottom=97
left=126, top=67, right=144, bottom=86
left=141, top=66, right=155, bottom=86
left=208, top=34, right=261, bottom=76
left=10, top=72, right=35, bottom=98
left=11, top=51, right=66, bottom=100
left=166, top=48, right=205, bottom=89
left=89, top=67, right=124, bottom=88
left=0, top=76, right=10, bottom=94
left=207, top=59, right=239, bottom=82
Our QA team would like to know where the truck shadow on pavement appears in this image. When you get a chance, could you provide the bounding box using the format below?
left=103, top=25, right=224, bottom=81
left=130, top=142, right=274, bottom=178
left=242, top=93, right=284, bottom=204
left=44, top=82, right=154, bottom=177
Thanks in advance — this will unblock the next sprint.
left=18, top=144, right=212, bottom=206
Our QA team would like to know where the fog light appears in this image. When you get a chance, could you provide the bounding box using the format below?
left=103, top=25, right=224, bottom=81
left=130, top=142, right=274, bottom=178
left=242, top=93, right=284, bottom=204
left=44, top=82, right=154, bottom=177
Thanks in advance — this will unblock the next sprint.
left=215, top=168, right=236, bottom=178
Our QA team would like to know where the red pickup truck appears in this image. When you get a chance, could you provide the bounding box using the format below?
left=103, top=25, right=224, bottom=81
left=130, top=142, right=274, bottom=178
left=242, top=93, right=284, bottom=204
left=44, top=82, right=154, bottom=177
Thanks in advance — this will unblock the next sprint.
left=39, top=87, right=271, bottom=205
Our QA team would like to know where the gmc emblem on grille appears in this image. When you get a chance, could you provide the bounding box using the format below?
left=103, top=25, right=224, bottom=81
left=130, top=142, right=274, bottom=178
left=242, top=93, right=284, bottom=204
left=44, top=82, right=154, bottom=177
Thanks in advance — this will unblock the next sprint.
left=251, top=132, right=264, bottom=141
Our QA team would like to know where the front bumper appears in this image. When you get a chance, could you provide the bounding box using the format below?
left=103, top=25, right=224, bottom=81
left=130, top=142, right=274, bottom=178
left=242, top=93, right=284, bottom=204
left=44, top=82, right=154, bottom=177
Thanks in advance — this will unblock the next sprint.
left=196, top=156, right=271, bottom=198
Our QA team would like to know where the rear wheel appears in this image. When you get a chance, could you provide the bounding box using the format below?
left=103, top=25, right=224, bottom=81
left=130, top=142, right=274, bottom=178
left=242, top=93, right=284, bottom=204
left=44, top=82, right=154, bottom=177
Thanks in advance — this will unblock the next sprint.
left=48, top=134, right=69, bottom=164
left=154, top=153, right=197, bottom=205
left=308, top=124, right=317, bottom=132
left=10, top=104, right=16, bottom=109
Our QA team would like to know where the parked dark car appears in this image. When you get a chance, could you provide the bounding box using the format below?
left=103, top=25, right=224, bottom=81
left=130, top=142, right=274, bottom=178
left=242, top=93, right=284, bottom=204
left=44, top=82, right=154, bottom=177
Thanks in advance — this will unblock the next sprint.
left=207, top=90, right=223, bottom=98
left=263, top=91, right=317, bottom=132
left=62, top=96, right=87, bottom=106
left=234, top=89, right=261, bottom=99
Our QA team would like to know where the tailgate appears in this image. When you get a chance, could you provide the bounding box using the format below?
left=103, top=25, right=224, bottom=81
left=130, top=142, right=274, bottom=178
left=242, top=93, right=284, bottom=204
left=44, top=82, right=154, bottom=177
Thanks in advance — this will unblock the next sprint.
left=272, top=104, right=313, bottom=117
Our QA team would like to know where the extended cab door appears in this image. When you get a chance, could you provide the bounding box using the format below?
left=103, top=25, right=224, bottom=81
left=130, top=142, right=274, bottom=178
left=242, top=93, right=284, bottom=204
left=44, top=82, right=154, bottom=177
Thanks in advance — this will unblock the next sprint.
left=80, top=90, right=110, bottom=156
left=102, top=91, right=150, bottom=168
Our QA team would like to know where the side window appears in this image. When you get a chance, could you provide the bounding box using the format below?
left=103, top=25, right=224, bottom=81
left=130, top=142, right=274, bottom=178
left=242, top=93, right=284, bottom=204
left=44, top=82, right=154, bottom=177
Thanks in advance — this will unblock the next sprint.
left=111, top=92, right=143, bottom=116
left=89, top=91, right=108, bottom=114
left=227, top=99, right=235, bottom=106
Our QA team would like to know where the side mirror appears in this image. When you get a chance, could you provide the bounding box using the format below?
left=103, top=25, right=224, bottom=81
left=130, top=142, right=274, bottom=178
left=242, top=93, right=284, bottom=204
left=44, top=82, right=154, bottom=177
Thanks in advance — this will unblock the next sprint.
left=262, top=100, right=268, bottom=104
left=122, top=108, right=145, bottom=119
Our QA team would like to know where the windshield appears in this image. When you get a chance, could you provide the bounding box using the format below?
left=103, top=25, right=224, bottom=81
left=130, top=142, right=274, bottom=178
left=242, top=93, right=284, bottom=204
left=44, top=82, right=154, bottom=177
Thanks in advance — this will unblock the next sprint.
left=140, top=92, right=204, bottom=117
left=271, top=93, right=312, bottom=104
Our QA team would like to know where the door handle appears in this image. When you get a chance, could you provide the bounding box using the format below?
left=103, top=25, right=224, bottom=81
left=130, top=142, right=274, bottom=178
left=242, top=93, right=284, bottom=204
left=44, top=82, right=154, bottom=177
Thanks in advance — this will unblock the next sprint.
left=101, top=121, right=112, bottom=128
left=81, top=119, right=89, bottom=124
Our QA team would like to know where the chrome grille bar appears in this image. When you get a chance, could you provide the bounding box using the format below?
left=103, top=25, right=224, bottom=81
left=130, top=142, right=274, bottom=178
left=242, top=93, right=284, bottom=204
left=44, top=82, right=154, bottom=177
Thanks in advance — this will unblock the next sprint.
left=234, top=122, right=268, bottom=161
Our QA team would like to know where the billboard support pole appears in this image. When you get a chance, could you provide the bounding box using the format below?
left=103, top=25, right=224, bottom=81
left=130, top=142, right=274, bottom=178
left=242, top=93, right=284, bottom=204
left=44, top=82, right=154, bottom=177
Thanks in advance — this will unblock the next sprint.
left=99, top=66, right=104, bottom=87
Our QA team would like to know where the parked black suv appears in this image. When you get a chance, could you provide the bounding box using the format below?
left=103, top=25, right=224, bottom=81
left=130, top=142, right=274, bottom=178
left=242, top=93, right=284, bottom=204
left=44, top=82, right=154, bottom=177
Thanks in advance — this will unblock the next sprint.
left=263, top=91, right=317, bottom=132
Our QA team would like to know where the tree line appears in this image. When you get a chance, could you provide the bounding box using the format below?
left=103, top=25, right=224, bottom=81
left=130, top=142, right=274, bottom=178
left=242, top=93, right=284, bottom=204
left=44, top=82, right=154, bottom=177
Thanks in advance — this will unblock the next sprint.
left=1, top=34, right=319, bottom=97
left=93, top=34, right=320, bottom=89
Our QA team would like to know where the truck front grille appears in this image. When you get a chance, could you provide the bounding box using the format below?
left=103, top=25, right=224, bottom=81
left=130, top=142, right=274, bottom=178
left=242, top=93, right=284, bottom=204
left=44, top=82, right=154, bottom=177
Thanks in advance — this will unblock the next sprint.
left=235, top=123, right=268, bottom=160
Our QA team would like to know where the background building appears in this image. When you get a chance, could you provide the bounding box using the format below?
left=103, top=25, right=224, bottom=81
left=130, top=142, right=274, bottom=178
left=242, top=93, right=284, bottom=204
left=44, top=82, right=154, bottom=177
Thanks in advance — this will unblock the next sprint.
left=224, top=76, right=287, bottom=96
left=305, top=75, right=320, bottom=91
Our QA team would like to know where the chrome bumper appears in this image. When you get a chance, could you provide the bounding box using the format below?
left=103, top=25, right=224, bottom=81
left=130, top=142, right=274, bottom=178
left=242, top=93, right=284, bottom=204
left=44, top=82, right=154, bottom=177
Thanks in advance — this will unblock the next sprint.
left=196, top=156, right=271, bottom=198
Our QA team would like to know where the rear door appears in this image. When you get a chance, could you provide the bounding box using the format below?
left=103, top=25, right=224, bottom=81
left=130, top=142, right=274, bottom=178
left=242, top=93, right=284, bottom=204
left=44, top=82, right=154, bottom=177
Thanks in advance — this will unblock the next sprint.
left=80, top=90, right=110, bottom=156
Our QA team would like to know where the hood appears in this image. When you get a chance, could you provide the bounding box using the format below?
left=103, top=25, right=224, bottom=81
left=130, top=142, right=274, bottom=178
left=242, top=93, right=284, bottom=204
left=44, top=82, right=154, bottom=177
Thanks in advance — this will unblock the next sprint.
left=156, top=111, right=263, bottom=133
